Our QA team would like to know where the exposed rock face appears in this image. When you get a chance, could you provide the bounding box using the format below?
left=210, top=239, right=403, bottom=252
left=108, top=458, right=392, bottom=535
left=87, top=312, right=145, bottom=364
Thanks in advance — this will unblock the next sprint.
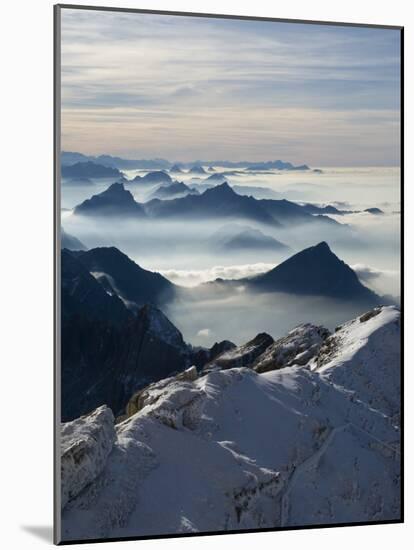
left=73, top=246, right=176, bottom=310
left=253, top=324, right=330, bottom=373
left=61, top=406, right=115, bottom=509
left=191, top=340, right=236, bottom=368
left=62, top=304, right=190, bottom=421
left=125, top=366, right=199, bottom=418
left=61, top=249, right=130, bottom=326
left=205, top=333, right=274, bottom=371
left=60, top=307, right=401, bottom=541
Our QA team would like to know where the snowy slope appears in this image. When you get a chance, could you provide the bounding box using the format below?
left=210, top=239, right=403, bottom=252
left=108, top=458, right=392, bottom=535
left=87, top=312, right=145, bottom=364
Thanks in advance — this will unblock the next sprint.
left=60, top=306, right=401, bottom=541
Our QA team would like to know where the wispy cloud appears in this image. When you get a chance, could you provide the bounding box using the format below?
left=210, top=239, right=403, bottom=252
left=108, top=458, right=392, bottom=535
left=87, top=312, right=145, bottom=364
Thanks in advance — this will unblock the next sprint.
left=60, top=8, right=401, bottom=165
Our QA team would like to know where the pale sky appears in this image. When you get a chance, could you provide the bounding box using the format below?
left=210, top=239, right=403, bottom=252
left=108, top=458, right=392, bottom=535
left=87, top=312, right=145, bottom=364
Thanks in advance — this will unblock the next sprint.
left=60, top=8, right=401, bottom=166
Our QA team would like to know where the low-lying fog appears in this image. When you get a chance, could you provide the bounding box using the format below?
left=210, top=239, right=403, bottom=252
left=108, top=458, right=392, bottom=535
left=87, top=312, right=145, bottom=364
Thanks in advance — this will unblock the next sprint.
left=62, top=166, right=400, bottom=346
left=165, top=289, right=381, bottom=346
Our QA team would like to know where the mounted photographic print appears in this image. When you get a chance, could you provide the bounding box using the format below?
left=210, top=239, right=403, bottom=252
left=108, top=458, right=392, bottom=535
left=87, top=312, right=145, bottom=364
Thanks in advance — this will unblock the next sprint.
left=54, top=4, right=403, bottom=544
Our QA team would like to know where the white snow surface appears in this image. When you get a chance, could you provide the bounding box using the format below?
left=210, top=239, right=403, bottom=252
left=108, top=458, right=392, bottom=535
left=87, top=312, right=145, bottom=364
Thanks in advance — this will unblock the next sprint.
left=61, top=306, right=401, bottom=541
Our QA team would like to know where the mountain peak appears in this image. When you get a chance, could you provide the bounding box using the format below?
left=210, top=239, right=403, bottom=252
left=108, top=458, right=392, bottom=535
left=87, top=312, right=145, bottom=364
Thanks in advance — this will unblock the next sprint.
left=105, top=182, right=127, bottom=193
left=203, top=181, right=235, bottom=198
left=73, top=182, right=145, bottom=217
left=74, top=247, right=175, bottom=309
left=249, top=242, right=381, bottom=304
left=312, top=241, right=331, bottom=253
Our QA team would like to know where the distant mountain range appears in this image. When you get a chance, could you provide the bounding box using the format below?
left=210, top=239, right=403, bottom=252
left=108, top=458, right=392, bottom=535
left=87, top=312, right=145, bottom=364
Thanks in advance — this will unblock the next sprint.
left=145, top=182, right=280, bottom=225
left=72, top=180, right=344, bottom=230
left=246, top=160, right=309, bottom=171
left=61, top=151, right=311, bottom=171
left=62, top=161, right=122, bottom=179
left=247, top=241, right=382, bottom=304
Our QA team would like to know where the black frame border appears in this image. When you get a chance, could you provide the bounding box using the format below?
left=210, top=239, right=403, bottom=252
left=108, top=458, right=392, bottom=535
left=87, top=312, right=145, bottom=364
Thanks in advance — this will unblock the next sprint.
left=53, top=4, right=404, bottom=545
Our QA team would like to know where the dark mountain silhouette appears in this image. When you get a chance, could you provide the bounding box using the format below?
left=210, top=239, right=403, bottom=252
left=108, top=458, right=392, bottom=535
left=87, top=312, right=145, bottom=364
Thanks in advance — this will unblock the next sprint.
left=232, top=185, right=281, bottom=200
left=191, top=340, right=236, bottom=369
left=61, top=229, right=87, bottom=251
left=145, top=182, right=280, bottom=226
left=149, top=181, right=198, bottom=200
left=144, top=182, right=340, bottom=229
left=73, top=246, right=176, bottom=309
left=205, top=333, right=275, bottom=372
left=131, top=171, right=172, bottom=185
left=61, top=303, right=190, bottom=421
left=248, top=242, right=382, bottom=304
left=259, top=198, right=339, bottom=226
left=95, top=155, right=170, bottom=170
left=364, top=207, right=384, bottom=215
left=61, top=151, right=170, bottom=170
left=73, top=183, right=146, bottom=217
left=246, top=160, right=309, bottom=171
left=61, top=151, right=90, bottom=165
left=61, top=249, right=130, bottom=326
left=61, top=161, right=122, bottom=178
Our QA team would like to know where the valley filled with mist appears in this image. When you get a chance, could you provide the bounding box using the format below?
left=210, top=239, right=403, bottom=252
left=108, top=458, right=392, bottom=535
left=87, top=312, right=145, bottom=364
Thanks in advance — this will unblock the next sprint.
left=61, top=160, right=400, bottom=346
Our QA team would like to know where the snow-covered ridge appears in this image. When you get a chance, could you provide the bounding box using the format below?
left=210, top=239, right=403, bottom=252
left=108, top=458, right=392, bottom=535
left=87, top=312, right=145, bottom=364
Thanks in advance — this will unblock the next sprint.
left=61, top=306, right=401, bottom=541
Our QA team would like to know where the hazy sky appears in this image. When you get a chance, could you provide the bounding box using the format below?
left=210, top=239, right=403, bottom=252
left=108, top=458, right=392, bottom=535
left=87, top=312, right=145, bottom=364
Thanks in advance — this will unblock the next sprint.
left=60, top=9, right=401, bottom=166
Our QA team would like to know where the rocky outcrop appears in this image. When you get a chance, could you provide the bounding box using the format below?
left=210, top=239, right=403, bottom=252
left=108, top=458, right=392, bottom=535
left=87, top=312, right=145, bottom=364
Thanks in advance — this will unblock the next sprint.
left=191, top=340, right=236, bottom=369
left=253, top=324, right=330, bottom=373
left=61, top=406, right=115, bottom=509
left=125, top=366, right=198, bottom=418
left=205, top=333, right=274, bottom=371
